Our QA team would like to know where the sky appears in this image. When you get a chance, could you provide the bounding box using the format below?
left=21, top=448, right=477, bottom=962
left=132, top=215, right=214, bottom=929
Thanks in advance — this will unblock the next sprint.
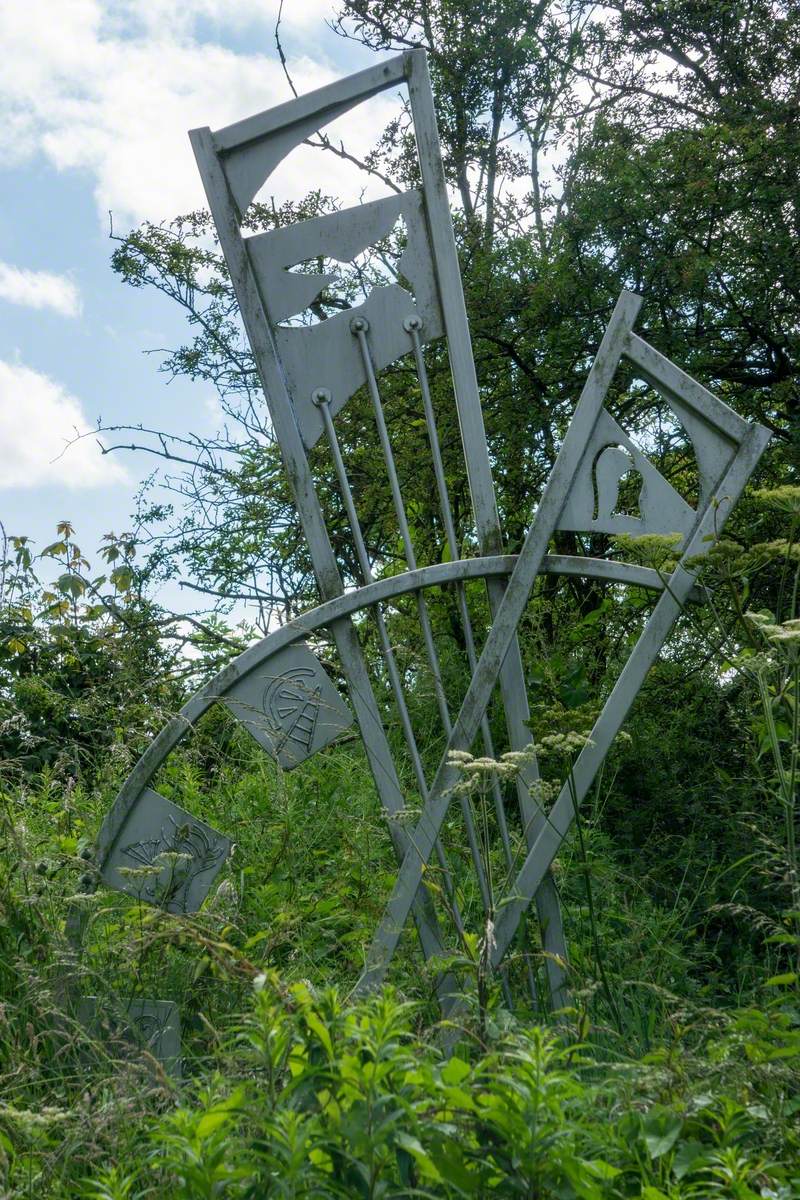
left=0, top=0, right=395, bottom=605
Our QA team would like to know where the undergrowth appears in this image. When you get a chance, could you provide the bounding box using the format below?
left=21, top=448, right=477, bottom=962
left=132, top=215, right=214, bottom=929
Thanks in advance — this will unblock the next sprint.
left=2, top=743, right=800, bottom=1198
left=4, top=492, right=800, bottom=1194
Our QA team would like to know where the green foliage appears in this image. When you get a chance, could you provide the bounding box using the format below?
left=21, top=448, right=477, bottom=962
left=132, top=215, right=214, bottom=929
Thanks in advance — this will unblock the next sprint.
left=102, top=0, right=798, bottom=627
left=0, top=523, right=248, bottom=781
left=0, top=523, right=174, bottom=779
left=4, top=3, right=800, bottom=1195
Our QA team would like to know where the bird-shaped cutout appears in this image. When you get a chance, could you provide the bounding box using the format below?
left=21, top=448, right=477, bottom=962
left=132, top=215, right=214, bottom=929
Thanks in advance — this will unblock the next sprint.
left=244, top=191, right=444, bottom=448
left=248, top=192, right=417, bottom=327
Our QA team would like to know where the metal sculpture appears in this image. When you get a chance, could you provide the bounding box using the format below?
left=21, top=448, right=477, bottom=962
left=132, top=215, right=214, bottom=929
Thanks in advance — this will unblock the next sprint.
left=70, top=49, right=769, bottom=1069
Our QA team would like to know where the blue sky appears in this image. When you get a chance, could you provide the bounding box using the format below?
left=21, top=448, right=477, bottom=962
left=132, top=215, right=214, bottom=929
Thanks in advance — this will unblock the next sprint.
left=0, top=1, right=391, bottom=605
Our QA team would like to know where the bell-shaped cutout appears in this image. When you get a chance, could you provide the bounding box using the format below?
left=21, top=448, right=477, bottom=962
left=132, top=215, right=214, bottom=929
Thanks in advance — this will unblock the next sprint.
left=593, top=445, right=645, bottom=521
left=558, top=409, right=696, bottom=540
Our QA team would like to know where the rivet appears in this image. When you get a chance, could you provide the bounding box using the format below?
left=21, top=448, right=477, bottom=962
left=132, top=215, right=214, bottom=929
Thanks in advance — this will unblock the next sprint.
left=350, top=316, right=369, bottom=334
left=312, top=388, right=332, bottom=407
left=403, top=315, right=423, bottom=333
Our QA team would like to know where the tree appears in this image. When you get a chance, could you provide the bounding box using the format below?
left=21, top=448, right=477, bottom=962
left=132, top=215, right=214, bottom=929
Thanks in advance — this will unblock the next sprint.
left=0, top=521, right=241, bottom=780
left=103, top=0, right=797, bottom=630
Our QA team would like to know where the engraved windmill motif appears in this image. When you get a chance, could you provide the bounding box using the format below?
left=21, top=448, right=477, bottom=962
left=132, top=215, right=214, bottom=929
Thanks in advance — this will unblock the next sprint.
left=70, top=51, right=771, bottom=1067
left=265, top=668, right=321, bottom=756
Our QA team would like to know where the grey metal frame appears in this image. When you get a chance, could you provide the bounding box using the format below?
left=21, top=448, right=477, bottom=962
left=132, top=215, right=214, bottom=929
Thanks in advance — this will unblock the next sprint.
left=191, top=69, right=462, bottom=1013
left=70, top=52, right=771, bottom=1067
left=187, top=48, right=570, bottom=1007
left=74, top=533, right=748, bottom=1063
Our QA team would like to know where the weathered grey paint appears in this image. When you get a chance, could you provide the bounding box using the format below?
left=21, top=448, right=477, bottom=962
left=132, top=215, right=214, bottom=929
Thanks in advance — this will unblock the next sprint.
left=188, top=49, right=569, bottom=1009
left=247, top=190, right=443, bottom=449
left=100, top=788, right=231, bottom=915
left=77, top=52, right=769, bottom=1027
left=76, top=555, right=704, bottom=950
left=357, top=291, right=770, bottom=993
left=191, top=96, right=460, bottom=1008
left=77, top=997, right=181, bottom=1076
left=406, top=49, right=569, bottom=1006
left=488, top=422, right=771, bottom=971
left=224, top=641, right=353, bottom=770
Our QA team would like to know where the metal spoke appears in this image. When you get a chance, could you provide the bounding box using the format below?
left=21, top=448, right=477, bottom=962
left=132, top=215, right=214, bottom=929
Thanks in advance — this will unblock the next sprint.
left=405, top=315, right=540, bottom=1005
left=313, top=387, right=467, bottom=940
left=351, top=316, right=498, bottom=921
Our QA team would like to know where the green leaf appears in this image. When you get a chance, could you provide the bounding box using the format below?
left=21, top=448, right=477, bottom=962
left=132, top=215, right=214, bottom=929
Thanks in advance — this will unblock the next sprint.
left=395, top=1132, right=442, bottom=1182
left=672, top=1139, right=707, bottom=1180
left=304, top=1010, right=333, bottom=1058
left=441, top=1056, right=470, bottom=1086
left=642, top=1110, right=682, bottom=1159
left=110, top=565, right=133, bottom=592
left=195, top=1090, right=244, bottom=1139
left=581, top=1159, right=621, bottom=1180
left=57, top=572, right=85, bottom=598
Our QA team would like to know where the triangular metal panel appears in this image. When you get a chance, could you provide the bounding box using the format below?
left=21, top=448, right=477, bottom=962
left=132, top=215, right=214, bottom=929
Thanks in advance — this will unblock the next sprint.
left=558, top=408, right=696, bottom=540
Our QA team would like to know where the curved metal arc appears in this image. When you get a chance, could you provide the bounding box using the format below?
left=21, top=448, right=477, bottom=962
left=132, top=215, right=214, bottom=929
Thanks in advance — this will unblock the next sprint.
left=92, top=554, right=687, bottom=869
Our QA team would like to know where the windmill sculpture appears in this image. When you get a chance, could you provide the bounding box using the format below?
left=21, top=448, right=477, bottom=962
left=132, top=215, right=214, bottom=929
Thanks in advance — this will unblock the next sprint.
left=70, top=50, right=770, bottom=1066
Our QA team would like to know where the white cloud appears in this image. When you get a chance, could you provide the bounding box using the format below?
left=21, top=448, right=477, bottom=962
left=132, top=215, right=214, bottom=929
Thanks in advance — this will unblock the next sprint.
left=0, top=359, right=128, bottom=489
left=0, top=261, right=81, bottom=317
left=0, top=0, right=395, bottom=229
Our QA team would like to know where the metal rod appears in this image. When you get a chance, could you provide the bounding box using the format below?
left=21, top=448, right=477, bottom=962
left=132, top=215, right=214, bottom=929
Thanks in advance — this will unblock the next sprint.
left=405, top=316, right=538, bottom=1007
left=406, top=317, right=514, bottom=860
left=313, top=388, right=466, bottom=939
left=351, top=316, right=495, bottom=918
left=406, top=49, right=569, bottom=1011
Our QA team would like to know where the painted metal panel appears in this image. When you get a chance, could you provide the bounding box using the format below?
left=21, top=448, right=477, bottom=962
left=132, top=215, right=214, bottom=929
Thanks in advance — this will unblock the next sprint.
left=214, top=54, right=408, bottom=214
left=223, top=642, right=353, bottom=769
left=100, top=788, right=231, bottom=915
left=77, top=996, right=181, bottom=1076
left=557, top=408, right=695, bottom=540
